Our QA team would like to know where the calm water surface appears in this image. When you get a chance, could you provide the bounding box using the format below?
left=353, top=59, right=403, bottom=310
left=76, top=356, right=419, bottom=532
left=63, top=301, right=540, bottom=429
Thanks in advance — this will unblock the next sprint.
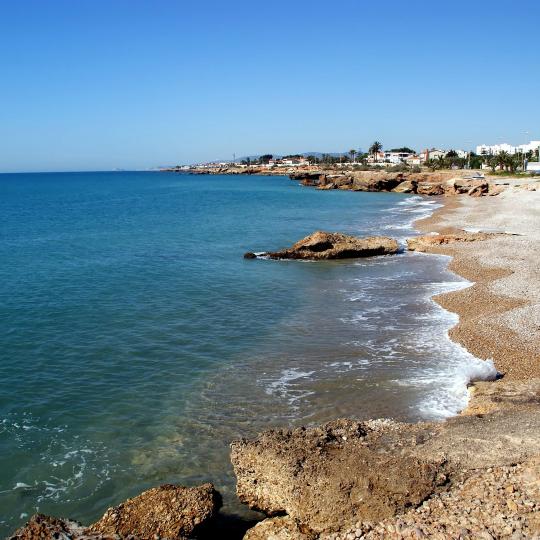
left=0, top=172, right=489, bottom=533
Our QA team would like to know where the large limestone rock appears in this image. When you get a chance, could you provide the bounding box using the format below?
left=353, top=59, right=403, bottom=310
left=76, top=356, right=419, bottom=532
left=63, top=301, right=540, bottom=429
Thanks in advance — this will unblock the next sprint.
left=392, top=179, right=418, bottom=193
left=231, top=419, right=447, bottom=535
left=234, top=379, right=540, bottom=537
left=260, top=231, right=399, bottom=260
left=416, top=182, right=445, bottom=195
left=88, top=483, right=221, bottom=539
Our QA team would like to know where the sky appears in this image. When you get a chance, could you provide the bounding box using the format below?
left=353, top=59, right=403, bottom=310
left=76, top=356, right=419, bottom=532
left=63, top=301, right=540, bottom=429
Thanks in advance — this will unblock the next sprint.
left=0, top=0, right=539, bottom=172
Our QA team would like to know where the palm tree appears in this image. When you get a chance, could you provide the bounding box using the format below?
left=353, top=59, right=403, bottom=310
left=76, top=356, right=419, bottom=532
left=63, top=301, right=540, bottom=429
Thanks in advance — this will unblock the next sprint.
left=497, top=151, right=510, bottom=171
left=369, top=141, right=383, bottom=162
left=349, top=149, right=357, bottom=163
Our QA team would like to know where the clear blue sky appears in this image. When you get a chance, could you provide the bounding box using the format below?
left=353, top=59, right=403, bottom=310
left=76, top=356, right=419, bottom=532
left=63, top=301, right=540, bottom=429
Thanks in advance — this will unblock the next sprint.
left=1, top=0, right=539, bottom=172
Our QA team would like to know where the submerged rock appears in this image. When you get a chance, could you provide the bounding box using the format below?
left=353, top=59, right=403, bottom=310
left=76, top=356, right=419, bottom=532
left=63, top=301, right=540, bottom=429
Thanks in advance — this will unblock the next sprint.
left=260, top=231, right=399, bottom=260
left=88, top=483, right=221, bottom=538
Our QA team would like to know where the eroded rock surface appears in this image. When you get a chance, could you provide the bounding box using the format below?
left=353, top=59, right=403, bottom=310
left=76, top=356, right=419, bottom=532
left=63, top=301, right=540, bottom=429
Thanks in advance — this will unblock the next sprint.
left=9, top=514, right=88, bottom=540
left=88, top=483, right=221, bottom=539
left=406, top=231, right=498, bottom=252
left=231, top=419, right=447, bottom=534
left=261, top=231, right=399, bottom=260
left=233, top=379, right=540, bottom=537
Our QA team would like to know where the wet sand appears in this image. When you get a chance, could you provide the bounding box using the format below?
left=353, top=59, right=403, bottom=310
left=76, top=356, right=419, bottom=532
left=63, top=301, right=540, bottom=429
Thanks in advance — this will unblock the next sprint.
left=416, top=188, right=540, bottom=380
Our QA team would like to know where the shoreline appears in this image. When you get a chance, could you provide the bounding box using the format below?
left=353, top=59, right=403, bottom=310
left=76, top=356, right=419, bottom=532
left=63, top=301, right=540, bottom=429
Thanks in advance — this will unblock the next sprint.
left=414, top=192, right=540, bottom=383
left=9, top=184, right=540, bottom=539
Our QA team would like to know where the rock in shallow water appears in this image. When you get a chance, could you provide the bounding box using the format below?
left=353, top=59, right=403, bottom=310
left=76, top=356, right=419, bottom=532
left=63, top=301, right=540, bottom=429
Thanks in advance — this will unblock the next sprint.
left=88, top=483, right=221, bottom=538
left=254, top=231, right=399, bottom=260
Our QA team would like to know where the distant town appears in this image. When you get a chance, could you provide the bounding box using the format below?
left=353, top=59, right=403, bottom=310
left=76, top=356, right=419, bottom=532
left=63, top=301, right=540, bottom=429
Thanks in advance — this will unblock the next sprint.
left=168, top=139, right=540, bottom=175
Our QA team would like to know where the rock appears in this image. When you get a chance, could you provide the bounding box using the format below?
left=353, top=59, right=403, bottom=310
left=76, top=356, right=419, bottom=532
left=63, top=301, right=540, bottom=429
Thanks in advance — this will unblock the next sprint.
left=351, top=175, right=402, bottom=192
left=289, top=172, right=323, bottom=186
left=416, top=182, right=445, bottom=196
left=392, top=180, right=418, bottom=193
left=8, top=514, right=87, bottom=540
left=244, top=252, right=258, bottom=259
left=317, top=183, right=336, bottom=190
left=264, top=231, right=399, bottom=260
left=467, top=183, right=489, bottom=197
left=243, top=516, right=316, bottom=540
left=88, top=483, right=221, bottom=539
left=231, top=419, right=447, bottom=535
left=488, top=185, right=505, bottom=196
left=406, top=232, right=495, bottom=252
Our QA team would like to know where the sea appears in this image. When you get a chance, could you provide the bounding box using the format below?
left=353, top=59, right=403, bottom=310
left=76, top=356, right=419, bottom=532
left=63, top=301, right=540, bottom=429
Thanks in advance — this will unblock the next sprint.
left=0, top=171, right=496, bottom=534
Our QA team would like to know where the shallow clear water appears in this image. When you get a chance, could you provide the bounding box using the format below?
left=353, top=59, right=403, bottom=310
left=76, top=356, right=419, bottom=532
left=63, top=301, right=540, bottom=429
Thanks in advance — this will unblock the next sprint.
left=0, top=172, right=492, bottom=533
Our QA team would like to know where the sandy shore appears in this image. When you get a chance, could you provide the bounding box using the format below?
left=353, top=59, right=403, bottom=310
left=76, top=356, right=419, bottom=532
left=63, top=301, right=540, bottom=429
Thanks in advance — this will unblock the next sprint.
left=417, top=188, right=540, bottom=381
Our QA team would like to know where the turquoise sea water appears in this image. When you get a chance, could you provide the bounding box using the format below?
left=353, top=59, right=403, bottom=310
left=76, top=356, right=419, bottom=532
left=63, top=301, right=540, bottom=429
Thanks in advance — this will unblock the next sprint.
left=0, top=172, right=494, bottom=533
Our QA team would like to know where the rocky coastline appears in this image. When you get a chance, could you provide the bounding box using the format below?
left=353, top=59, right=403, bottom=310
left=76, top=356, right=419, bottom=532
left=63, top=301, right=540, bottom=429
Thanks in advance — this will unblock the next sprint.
left=10, top=184, right=540, bottom=539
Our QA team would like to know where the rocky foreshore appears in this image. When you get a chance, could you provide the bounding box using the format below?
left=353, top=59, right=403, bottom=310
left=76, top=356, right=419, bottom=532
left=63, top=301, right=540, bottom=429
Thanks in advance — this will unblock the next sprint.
left=10, top=188, right=540, bottom=540
left=163, top=165, right=539, bottom=198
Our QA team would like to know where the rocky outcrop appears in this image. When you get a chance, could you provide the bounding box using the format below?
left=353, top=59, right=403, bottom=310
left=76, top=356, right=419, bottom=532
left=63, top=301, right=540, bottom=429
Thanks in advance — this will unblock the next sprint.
left=250, top=231, right=399, bottom=260
left=416, top=182, right=445, bottom=196
left=231, top=419, right=447, bottom=535
left=11, top=483, right=222, bottom=540
left=351, top=175, right=403, bottom=192
left=232, top=378, right=540, bottom=537
left=406, top=231, right=498, bottom=252
left=88, top=483, right=221, bottom=539
left=8, top=514, right=87, bottom=540
left=290, top=172, right=325, bottom=186
left=392, top=180, right=418, bottom=193
left=326, top=458, right=540, bottom=539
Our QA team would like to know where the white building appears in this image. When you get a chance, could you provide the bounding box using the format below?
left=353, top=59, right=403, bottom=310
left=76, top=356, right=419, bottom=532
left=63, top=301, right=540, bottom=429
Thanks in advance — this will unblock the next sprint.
left=476, top=140, right=540, bottom=156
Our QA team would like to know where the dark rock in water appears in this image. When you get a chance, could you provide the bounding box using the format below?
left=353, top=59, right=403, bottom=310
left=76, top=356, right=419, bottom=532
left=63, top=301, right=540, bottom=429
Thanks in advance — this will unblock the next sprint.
left=244, top=252, right=258, bottom=259
left=289, top=172, right=324, bottom=186
left=262, top=231, right=399, bottom=260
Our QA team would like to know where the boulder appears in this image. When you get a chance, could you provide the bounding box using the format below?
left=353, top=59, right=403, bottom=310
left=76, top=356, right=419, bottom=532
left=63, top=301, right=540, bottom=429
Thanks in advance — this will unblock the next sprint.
left=88, top=483, right=221, bottom=539
left=392, top=180, right=418, bottom=193
left=8, top=514, right=87, bottom=540
left=289, top=172, right=322, bottom=186
left=244, top=252, right=258, bottom=259
left=467, top=182, right=489, bottom=197
left=262, top=231, right=399, bottom=260
left=407, top=232, right=495, bottom=252
left=416, top=182, right=445, bottom=196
